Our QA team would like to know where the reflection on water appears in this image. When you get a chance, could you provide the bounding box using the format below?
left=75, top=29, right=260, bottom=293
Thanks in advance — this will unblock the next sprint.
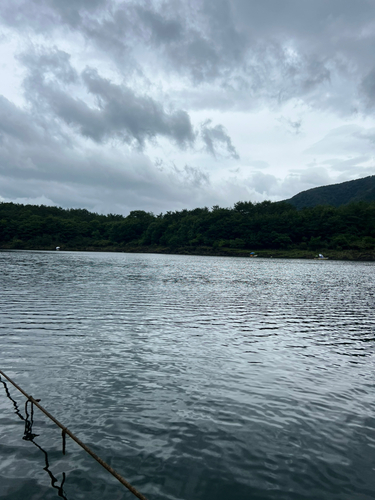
left=0, top=375, right=68, bottom=499
left=0, top=250, right=375, bottom=500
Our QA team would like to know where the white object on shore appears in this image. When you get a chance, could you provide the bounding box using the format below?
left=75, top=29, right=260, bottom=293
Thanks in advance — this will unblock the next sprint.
left=315, top=253, right=328, bottom=260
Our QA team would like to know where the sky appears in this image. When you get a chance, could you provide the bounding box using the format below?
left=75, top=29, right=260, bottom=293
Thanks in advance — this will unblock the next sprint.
left=0, top=0, right=375, bottom=215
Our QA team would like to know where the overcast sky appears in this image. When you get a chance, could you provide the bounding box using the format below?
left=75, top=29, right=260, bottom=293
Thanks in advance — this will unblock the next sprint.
left=1, top=0, right=375, bottom=215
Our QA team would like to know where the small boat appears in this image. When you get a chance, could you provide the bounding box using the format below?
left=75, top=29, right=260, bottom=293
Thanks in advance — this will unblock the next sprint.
left=249, top=252, right=258, bottom=257
left=314, top=253, right=328, bottom=260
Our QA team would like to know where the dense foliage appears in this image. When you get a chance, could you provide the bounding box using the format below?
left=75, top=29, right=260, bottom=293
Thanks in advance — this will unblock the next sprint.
left=1, top=199, right=375, bottom=256
left=287, top=175, right=375, bottom=209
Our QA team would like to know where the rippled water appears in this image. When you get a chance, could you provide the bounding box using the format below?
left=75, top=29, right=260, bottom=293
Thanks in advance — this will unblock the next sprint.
left=0, top=250, right=375, bottom=500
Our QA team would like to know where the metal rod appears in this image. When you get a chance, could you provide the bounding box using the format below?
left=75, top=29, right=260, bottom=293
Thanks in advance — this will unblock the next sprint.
left=0, top=370, right=149, bottom=500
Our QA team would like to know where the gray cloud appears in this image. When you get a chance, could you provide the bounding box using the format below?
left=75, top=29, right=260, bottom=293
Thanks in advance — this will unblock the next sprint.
left=82, top=68, right=195, bottom=147
left=0, top=96, right=39, bottom=143
left=44, top=0, right=106, bottom=27
left=361, top=68, right=375, bottom=109
left=171, top=164, right=209, bottom=189
left=2, top=0, right=375, bottom=113
left=278, top=116, right=303, bottom=135
left=305, top=125, right=375, bottom=155
left=1, top=0, right=375, bottom=214
left=250, top=172, right=279, bottom=195
left=0, top=0, right=106, bottom=30
left=135, top=6, right=183, bottom=45
left=0, top=91, right=232, bottom=214
left=0, top=116, right=201, bottom=213
left=200, top=120, right=239, bottom=159
left=19, top=48, right=195, bottom=148
left=0, top=136, right=234, bottom=214
left=19, top=48, right=78, bottom=84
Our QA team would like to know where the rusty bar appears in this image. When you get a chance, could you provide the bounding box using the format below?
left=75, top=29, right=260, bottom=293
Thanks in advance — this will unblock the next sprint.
left=0, top=370, right=149, bottom=500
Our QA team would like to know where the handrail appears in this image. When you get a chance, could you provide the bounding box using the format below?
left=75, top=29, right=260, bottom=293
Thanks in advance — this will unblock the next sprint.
left=0, top=370, right=149, bottom=500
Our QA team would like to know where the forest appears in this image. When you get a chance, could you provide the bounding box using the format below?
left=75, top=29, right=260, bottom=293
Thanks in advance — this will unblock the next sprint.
left=1, top=199, right=375, bottom=260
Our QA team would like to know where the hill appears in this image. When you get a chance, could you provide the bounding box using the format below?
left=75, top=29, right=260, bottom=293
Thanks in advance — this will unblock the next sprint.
left=286, top=175, right=375, bottom=209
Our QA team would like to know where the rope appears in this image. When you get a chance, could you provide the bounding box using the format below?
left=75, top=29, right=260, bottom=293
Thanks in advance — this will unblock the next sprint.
left=0, top=370, right=149, bottom=500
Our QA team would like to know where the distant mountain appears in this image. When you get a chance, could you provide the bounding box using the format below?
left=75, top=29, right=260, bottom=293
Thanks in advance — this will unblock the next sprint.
left=286, top=175, right=375, bottom=209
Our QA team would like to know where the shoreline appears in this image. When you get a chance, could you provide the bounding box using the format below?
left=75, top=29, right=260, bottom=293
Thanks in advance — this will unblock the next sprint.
left=1, top=245, right=375, bottom=261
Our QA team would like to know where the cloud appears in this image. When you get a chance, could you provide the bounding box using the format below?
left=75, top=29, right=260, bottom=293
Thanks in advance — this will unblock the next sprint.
left=0, top=0, right=107, bottom=31
left=321, top=156, right=370, bottom=171
left=2, top=0, right=375, bottom=115
left=0, top=96, right=39, bottom=143
left=1, top=0, right=375, bottom=214
left=18, top=48, right=195, bottom=148
left=265, top=168, right=333, bottom=200
left=250, top=171, right=278, bottom=195
left=200, top=119, right=239, bottom=159
left=360, top=67, right=375, bottom=109
left=0, top=94, right=238, bottom=214
left=294, top=166, right=332, bottom=187
left=19, top=47, right=78, bottom=84
left=0, top=194, right=58, bottom=206
left=246, top=160, right=270, bottom=169
left=305, top=125, right=375, bottom=155
left=82, top=68, right=195, bottom=147
left=135, top=6, right=183, bottom=45
left=278, top=116, right=303, bottom=135
left=244, top=166, right=357, bottom=201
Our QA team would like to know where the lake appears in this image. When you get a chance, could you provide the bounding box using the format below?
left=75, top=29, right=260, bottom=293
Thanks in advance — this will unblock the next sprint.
left=0, top=250, right=374, bottom=500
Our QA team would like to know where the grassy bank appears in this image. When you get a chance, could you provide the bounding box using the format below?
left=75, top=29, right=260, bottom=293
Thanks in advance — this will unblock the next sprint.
left=2, top=242, right=375, bottom=261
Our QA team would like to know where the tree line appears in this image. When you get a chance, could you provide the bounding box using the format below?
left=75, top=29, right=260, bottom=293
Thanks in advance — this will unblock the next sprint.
left=1, top=200, right=375, bottom=254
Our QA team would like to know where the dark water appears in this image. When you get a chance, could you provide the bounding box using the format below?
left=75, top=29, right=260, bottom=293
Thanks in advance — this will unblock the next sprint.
left=0, top=250, right=374, bottom=500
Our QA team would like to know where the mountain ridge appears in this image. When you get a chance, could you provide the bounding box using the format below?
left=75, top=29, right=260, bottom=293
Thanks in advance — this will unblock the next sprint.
left=285, top=175, right=375, bottom=209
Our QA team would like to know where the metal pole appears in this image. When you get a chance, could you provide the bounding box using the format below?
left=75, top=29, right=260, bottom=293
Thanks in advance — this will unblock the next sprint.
left=0, top=370, right=149, bottom=500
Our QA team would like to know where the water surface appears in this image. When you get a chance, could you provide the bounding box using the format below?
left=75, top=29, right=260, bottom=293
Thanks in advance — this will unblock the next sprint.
left=0, top=250, right=374, bottom=499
